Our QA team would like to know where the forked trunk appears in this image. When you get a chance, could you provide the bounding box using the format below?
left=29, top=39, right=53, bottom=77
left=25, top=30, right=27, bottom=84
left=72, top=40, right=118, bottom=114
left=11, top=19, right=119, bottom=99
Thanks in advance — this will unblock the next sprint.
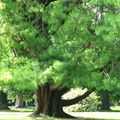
left=0, top=91, right=9, bottom=110
left=34, top=83, right=93, bottom=118
left=34, top=84, right=73, bottom=118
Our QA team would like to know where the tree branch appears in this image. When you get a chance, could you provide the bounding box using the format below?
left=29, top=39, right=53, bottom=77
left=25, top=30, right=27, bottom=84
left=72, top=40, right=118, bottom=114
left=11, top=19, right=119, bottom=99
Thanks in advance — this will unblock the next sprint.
left=59, top=87, right=70, bottom=96
left=62, top=90, right=94, bottom=107
left=39, top=0, right=57, bottom=6
left=50, top=86, right=70, bottom=95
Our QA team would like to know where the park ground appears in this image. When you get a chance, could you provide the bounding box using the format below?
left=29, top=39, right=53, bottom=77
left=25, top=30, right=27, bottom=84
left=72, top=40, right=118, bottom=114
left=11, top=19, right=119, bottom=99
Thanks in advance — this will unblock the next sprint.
left=0, top=106, right=120, bottom=120
left=0, top=111, right=120, bottom=120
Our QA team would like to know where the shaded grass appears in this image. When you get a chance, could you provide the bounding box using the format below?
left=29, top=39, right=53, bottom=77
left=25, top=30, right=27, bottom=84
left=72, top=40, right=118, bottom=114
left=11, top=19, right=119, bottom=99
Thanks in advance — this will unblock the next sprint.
left=0, top=118, right=114, bottom=120
left=0, top=115, right=117, bottom=120
left=9, top=106, right=34, bottom=112
left=0, top=106, right=34, bottom=112
left=1, top=106, right=120, bottom=120
left=110, top=106, right=120, bottom=112
left=0, top=116, right=86, bottom=120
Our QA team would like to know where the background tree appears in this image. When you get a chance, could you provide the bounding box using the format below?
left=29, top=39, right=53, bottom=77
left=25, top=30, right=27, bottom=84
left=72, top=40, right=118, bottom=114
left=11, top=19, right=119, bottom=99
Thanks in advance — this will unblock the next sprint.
left=0, top=91, right=8, bottom=110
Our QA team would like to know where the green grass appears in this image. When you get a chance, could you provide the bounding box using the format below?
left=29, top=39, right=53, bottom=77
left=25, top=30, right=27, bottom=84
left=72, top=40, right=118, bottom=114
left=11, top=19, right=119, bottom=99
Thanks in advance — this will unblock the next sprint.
left=0, top=118, right=100, bottom=120
left=0, top=118, right=76, bottom=120
left=0, top=106, right=34, bottom=112
left=9, top=106, right=34, bottom=112
left=1, top=106, right=120, bottom=120
left=0, top=107, right=80, bottom=120
left=110, top=106, right=120, bottom=111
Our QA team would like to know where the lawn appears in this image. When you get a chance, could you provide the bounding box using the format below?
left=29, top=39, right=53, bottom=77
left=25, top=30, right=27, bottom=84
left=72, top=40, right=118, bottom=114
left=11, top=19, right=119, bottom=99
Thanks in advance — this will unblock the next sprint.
left=111, top=106, right=120, bottom=112
left=0, top=112, right=83, bottom=120
left=0, top=107, right=80, bottom=120
left=9, top=106, right=34, bottom=112
left=0, top=112, right=119, bottom=120
left=0, top=106, right=120, bottom=120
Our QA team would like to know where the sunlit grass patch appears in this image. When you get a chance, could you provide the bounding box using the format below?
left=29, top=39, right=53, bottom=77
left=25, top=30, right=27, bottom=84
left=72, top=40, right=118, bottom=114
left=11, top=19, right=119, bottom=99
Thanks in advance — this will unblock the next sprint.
left=111, top=106, right=120, bottom=111
left=0, top=117, right=81, bottom=120
left=9, top=106, right=34, bottom=112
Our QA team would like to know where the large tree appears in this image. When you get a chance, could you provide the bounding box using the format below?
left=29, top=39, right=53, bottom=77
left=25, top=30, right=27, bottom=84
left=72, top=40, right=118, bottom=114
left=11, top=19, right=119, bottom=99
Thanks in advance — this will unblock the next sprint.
left=1, top=0, right=120, bottom=118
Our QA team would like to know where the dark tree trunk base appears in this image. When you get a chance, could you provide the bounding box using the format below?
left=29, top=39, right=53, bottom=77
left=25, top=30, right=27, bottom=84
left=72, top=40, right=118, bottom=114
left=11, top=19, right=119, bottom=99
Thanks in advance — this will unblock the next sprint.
left=31, top=112, right=76, bottom=119
left=0, top=91, right=9, bottom=110
left=58, top=112, right=76, bottom=119
left=101, top=90, right=110, bottom=110
left=0, top=107, right=9, bottom=110
left=34, top=84, right=77, bottom=118
left=34, top=84, right=93, bottom=119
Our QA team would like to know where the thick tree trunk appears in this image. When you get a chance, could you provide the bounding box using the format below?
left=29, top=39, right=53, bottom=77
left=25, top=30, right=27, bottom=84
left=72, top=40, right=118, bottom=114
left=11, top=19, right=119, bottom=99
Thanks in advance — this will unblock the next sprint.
left=49, top=89, right=66, bottom=118
left=34, top=84, right=74, bottom=118
left=49, top=89, right=74, bottom=118
left=101, top=90, right=110, bottom=110
left=0, top=91, right=9, bottom=110
left=15, top=95, right=25, bottom=108
left=34, top=83, right=50, bottom=115
left=34, top=83, right=93, bottom=118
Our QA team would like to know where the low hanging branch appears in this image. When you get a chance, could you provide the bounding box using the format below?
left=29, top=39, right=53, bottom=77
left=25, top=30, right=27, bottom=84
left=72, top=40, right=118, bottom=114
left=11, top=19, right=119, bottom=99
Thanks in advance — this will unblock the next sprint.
left=62, top=89, right=94, bottom=107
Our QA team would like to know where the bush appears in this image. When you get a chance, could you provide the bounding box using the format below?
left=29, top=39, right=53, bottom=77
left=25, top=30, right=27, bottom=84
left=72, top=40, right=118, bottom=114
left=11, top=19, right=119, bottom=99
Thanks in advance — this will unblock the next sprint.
left=63, top=88, right=99, bottom=112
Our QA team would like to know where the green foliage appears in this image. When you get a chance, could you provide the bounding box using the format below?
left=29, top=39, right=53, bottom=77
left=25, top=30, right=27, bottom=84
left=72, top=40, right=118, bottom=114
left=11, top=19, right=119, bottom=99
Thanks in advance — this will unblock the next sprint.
left=0, top=0, right=120, bottom=95
left=0, top=56, right=38, bottom=98
left=65, top=93, right=99, bottom=112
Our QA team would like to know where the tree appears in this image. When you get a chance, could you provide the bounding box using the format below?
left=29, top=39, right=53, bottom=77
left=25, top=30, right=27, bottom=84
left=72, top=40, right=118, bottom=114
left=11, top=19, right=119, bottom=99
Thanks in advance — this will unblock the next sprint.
left=0, top=91, right=9, bottom=110
left=1, top=0, right=120, bottom=118
left=101, top=90, right=110, bottom=110
left=2, top=57, right=38, bottom=108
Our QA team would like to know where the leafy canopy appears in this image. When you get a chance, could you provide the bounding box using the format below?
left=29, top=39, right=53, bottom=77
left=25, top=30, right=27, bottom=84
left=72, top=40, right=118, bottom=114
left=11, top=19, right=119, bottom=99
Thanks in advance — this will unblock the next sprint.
left=0, top=0, right=120, bottom=91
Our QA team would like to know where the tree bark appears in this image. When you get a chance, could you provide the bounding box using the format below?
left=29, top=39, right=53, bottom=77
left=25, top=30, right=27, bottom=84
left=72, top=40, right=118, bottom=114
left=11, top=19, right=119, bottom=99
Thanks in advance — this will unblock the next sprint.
left=62, top=90, right=94, bottom=107
left=38, top=0, right=57, bottom=6
left=34, top=83, right=93, bottom=118
left=34, top=83, right=50, bottom=115
left=0, top=91, right=9, bottom=110
left=15, top=95, right=25, bottom=108
left=101, top=90, right=110, bottom=110
left=34, top=83, right=75, bottom=118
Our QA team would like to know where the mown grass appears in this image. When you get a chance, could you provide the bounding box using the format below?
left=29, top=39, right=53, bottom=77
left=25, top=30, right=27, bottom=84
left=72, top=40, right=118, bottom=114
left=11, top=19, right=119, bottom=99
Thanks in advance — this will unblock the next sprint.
left=0, top=117, right=73, bottom=120
left=0, top=106, right=34, bottom=112
left=9, top=106, right=34, bottom=112
left=0, top=117, right=70, bottom=120
left=0, top=107, right=80, bottom=120
left=0, top=106, right=120, bottom=120
left=0, top=118, right=102, bottom=120
left=110, top=106, right=120, bottom=112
